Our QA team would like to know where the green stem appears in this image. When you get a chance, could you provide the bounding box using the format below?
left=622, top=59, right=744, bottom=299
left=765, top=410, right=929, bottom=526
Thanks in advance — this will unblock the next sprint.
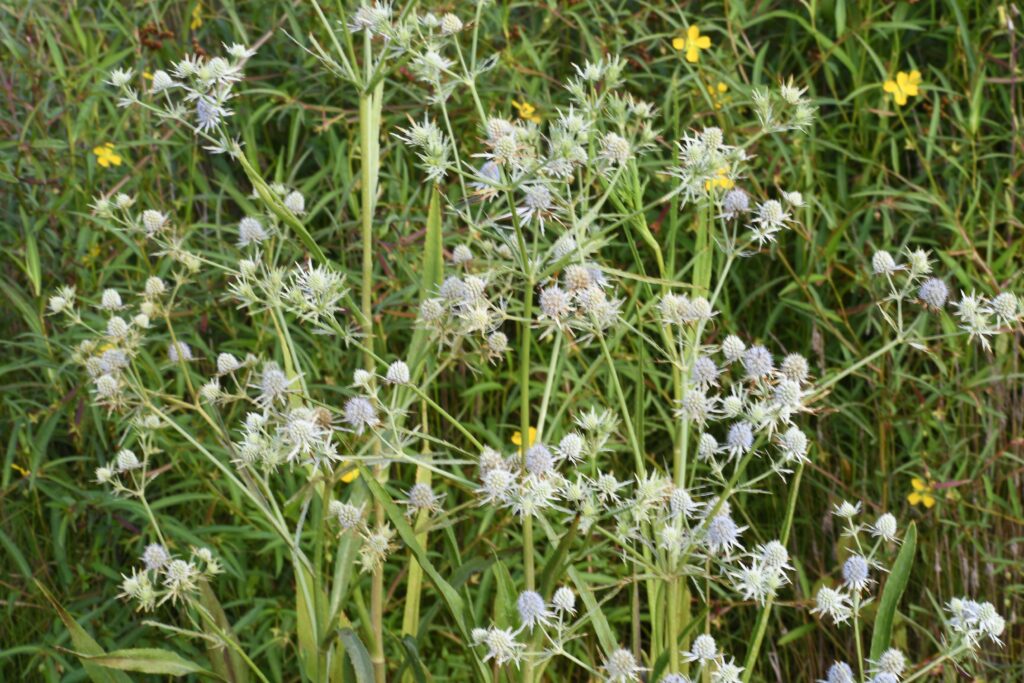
left=740, top=462, right=804, bottom=681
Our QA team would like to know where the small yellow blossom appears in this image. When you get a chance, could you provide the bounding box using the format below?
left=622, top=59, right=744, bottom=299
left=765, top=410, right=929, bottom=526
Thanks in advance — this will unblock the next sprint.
left=143, top=71, right=153, bottom=80
left=340, top=465, right=360, bottom=483
left=92, top=143, right=123, bottom=168
left=883, top=70, right=922, bottom=107
left=511, top=426, right=537, bottom=449
left=511, top=100, right=541, bottom=125
left=191, top=3, right=203, bottom=30
left=672, top=25, right=712, bottom=63
left=704, top=166, right=734, bottom=191
left=907, top=477, right=936, bottom=508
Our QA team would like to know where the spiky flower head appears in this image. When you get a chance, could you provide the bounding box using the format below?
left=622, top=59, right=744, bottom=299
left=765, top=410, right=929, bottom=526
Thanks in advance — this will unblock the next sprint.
left=516, top=590, right=551, bottom=631
left=343, top=397, right=379, bottom=435
left=918, top=278, right=949, bottom=309
left=603, top=648, right=642, bottom=683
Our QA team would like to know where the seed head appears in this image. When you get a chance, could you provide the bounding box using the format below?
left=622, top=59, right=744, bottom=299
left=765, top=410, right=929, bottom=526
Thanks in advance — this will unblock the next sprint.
left=116, top=448, right=141, bottom=472
left=872, top=250, right=899, bottom=275
left=742, top=345, right=773, bottom=380
left=918, top=278, right=949, bottom=309
left=516, top=590, right=550, bottom=631
left=343, top=397, right=379, bottom=435
left=142, top=543, right=170, bottom=570
left=238, top=217, right=268, bottom=246
left=603, top=648, right=641, bottom=683
left=385, top=360, right=410, bottom=385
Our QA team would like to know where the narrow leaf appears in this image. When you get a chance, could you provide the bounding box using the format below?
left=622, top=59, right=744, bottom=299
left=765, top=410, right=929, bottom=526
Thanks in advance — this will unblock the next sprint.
left=34, top=580, right=132, bottom=683
left=337, top=628, right=374, bottom=683
left=870, top=522, right=917, bottom=661
left=79, top=648, right=217, bottom=678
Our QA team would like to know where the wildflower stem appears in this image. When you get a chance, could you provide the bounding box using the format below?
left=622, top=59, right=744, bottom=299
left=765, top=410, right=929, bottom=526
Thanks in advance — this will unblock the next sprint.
left=740, top=462, right=804, bottom=682
left=597, top=330, right=646, bottom=477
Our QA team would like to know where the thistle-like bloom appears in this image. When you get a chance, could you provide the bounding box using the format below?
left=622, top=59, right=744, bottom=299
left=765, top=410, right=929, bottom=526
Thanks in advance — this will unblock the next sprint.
left=473, top=626, right=524, bottom=666
left=385, top=360, right=410, bottom=385
left=552, top=586, right=576, bottom=615
left=682, top=633, right=717, bottom=663
left=742, top=345, right=773, bottom=380
left=871, top=513, right=899, bottom=542
left=516, top=590, right=551, bottom=631
left=238, top=216, right=267, bottom=246
left=142, top=543, right=171, bottom=571
left=748, top=199, right=791, bottom=245
left=870, top=648, right=906, bottom=678
left=918, top=278, right=948, bottom=309
left=811, top=586, right=851, bottom=624
left=872, top=250, right=899, bottom=276
left=841, top=555, right=872, bottom=592
left=405, top=483, right=443, bottom=515
left=820, top=661, right=855, bottom=683
left=603, top=647, right=643, bottom=683
left=343, top=397, right=379, bottom=435
left=704, top=513, right=744, bottom=554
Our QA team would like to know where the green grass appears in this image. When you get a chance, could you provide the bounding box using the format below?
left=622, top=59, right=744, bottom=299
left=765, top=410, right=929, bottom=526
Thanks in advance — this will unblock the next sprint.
left=2, top=1, right=1022, bottom=681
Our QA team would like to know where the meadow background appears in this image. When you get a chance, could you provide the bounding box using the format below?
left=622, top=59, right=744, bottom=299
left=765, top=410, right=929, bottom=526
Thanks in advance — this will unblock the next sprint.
left=1, top=0, right=1022, bottom=680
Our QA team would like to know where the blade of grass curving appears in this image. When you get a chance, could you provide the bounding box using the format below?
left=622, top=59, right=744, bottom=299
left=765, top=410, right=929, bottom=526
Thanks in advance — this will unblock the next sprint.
left=34, top=580, right=132, bottom=683
left=869, top=522, right=917, bottom=661
left=197, top=581, right=250, bottom=683
left=337, top=628, right=374, bottom=683
left=77, top=649, right=219, bottom=679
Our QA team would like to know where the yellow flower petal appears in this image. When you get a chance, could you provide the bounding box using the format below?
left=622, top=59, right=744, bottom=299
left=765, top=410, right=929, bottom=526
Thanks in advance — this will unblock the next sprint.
left=685, top=47, right=700, bottom=63
left=907, top=492, right=922, bottom=506
left=696, top=36, right=711, bottom=49
left=911, top=477, right=926, bottom=491
left=717, top=82, right=728, bottom=93
left=340, top=466, right=359, bottom=483
left=511, top=426, right=537, bottom=448
left=922, top=494, right=936, bottom=509
left=687, top=25, right=701, bottom=41
left=672, top=37, right=686, bottom=51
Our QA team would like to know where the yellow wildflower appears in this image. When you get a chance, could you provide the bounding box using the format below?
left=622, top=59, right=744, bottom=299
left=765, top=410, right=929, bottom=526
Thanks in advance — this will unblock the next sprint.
left=883, top=70, right=922, bottom=107
left=907, top=477, right=936, bottom=508
left=340, top=466, right=360, bottom=483
left=511, top=100, right=541, bottom=125
left=92, top=143, right=123, bottom=168
left=672, top=25, right=712, bottom=64
left=191, top=3, right=203, bottom=30
left=511, top=426, right=537, bottom=449
left=704, top=166, right=734, bottom=191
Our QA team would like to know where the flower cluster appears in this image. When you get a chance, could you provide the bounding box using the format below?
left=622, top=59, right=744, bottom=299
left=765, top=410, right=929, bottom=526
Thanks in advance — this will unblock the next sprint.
left=118, top=544, right=221, bottom=611
left=812, top=502, right=901, bottom=626
left=871, top=247, right=1021, bottom=350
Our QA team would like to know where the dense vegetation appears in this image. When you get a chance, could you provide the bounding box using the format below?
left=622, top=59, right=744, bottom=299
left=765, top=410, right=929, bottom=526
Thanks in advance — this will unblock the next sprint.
left=1, top=1, right=1021, bottom=681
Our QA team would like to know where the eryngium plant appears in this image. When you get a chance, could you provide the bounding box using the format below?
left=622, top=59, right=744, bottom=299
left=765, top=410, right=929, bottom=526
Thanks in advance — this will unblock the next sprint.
left=45, top=3, right=1013, bottom=682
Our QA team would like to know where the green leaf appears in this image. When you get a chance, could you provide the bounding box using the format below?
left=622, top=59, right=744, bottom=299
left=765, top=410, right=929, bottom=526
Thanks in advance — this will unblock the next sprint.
left=34, top=580, right=132, bottom=683
left=79, top=648, right=218, bottom=677
left=870, top=522, right=917, bottom=661
left=539, top=516, right=579, bottom=598
left=337, top=628, right=374, bottom=683
left=409, top=187, right=444, bottom=375
left=196, top=581, right=249, bottom=683
left=398, top=636, right=428, bottom=683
